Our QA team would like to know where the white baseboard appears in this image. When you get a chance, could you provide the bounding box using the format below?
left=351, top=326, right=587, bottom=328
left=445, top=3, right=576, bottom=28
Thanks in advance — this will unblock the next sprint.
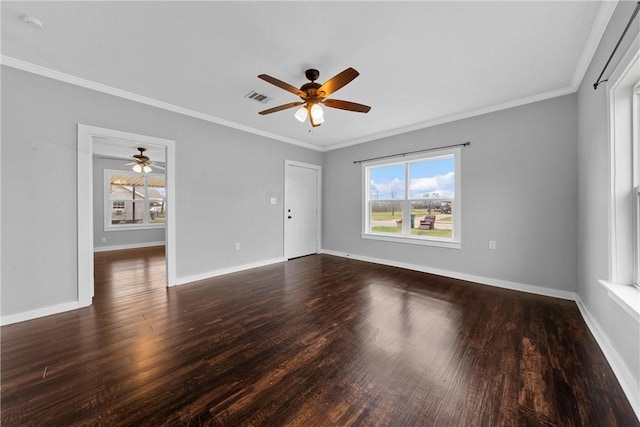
left=174, top=257, right=287, bottom=287
left=320, top=249, right=639, bottom=422
left=320, top=249, right=578, bottom=300
left=93, top=241, right=165, bottom=252
left=575, top=299, right=640, bottom=421
left=2, top=256, right=285, bottom=325
left=1, top=300, right=86, bottom=326
left=4, top=250, right=637, bottom=421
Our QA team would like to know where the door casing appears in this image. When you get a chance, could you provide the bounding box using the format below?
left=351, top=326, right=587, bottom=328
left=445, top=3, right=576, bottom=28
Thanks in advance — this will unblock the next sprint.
left=77, top=125, right=176, bottom=306
left=284, top=160, right=322, bottom=259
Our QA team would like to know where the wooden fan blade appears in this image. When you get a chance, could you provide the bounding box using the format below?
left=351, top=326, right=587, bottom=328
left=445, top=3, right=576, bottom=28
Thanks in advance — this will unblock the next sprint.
left=125, top=162, right=136, bottom=165
left=258, top=101, right=304, bottom=115
left=323, top=99, right=371, bottom=113
left=316, top=68, right=359, bottom=97
left=258, top=74, right=306, bottom=98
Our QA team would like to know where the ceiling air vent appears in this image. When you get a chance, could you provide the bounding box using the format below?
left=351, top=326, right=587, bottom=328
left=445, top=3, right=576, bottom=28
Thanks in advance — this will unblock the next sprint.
left=245, top=90, right=273, bottom=104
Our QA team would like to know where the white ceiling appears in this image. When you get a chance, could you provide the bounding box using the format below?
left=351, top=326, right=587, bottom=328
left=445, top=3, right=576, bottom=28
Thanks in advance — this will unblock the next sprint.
left=1, top=1, right=612, bottom=151
left=93, top=137, right=166, bottom=163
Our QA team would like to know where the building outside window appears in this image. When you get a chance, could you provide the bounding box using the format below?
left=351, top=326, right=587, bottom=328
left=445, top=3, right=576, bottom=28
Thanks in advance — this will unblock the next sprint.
left=105, top=169, right=166, bottom=230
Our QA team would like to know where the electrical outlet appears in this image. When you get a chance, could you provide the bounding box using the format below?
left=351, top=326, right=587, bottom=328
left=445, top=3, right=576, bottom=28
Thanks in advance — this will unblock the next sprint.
left=489, top=240, right=496, bottom=250
left=235, top=242, right=240, bottom=251
left=270, top=197, right=277, bottom=205
left=101, top=237, right=107, bottom=243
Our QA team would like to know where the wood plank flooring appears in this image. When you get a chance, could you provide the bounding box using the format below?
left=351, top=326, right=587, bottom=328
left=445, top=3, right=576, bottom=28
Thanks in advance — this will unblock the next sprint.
left=93, top=246, right=166, bottom=300
left=1, top=253, right=638, bottom=426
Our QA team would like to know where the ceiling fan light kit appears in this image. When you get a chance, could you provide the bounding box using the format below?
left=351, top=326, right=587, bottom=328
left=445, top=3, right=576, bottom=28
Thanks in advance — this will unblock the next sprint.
left=127, top=147, right=153, bottom=173
left=257, top=67, right=370, bottom=127
left=294, top=107, right=308, bottom=122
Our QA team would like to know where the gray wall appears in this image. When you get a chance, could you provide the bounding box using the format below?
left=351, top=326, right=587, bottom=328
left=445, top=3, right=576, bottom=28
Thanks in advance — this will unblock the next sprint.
left=2, top=3, right=637, bottom=397
left=323, top=94, right=578, bottom=293
left=1, top=66, right=322, bottom=316
left=92, top=157, right=166, bottom=250
left=576, top=2, right=640, bottom=388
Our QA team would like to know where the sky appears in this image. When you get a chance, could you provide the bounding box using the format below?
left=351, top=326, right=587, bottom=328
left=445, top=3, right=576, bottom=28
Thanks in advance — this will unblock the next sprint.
left=370, top=156, right=455, bottom=200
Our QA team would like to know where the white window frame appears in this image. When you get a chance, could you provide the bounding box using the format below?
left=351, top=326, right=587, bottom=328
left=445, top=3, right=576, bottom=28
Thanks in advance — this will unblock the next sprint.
left=362, top=147, right=461, bottom=249
left=104, top=169, right=166, bottom=231
left=633, top=83, right=640, bottom=287
left=599, top=33, right=640, bottom=323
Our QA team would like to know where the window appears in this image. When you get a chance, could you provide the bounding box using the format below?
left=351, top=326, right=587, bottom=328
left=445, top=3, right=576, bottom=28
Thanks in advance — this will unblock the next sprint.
left=634, top=83, right=640, bottom=287
left=104, top=169, right=166, bottom=230
left=363, top=147, right=461, bottom=248
left=600, top=39, right=640, bottom=321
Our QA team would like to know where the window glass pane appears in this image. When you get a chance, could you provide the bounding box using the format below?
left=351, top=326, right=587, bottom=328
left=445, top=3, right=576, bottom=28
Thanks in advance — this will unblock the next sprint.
left=148, top=202, right=166, bottom=224
left=147, top=187, right=165, bottom=202
left=146, top=177, right=166, bottom=201
left=411, top=200, right=453, bottom=239
left=369, top=201, right=402, bottom=234
left=409, top=156, right=455, bottom=199
left=110, top=201, right=144, bottom=225
left=369, top=164, right=406, bottom=201
left=110, top=174, right=146, bottom=201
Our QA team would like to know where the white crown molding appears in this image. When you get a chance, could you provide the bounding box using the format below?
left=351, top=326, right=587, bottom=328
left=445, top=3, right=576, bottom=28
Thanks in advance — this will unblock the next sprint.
left=325, top=1, right=618, bottom=152
left=2, top=52, right=578, bottom=154
left=0, top=55, right=322, bottom=152
left=572, top=0, right=619, bottom=89
left=1, top=0, right=616, bottom=155
left=324, top=85, right=577, bottom=151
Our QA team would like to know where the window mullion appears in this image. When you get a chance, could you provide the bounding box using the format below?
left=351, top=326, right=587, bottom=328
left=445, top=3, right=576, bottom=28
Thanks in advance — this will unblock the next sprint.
left=403, top=163, right=410, bottom=235
left=143, top=175, right=149, bottom=225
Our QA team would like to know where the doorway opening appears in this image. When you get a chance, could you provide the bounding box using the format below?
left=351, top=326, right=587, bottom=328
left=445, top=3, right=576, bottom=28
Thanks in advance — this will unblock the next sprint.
left=77, top=125, right=176, bottom=307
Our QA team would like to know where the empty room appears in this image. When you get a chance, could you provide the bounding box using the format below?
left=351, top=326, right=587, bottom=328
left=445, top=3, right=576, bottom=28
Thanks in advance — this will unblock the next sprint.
left=1, top=1, right=639, bottom=425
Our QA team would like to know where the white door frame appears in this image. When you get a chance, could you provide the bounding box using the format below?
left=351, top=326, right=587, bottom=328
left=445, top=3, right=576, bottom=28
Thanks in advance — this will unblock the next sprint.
left=77, top=124, right=177, bottom=307
left=284, top=160, right=322, bottom=259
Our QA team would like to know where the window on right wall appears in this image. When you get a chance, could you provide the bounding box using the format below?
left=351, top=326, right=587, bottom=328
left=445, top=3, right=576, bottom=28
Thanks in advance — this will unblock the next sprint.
left=633, top=83, right=639, bottom=287
left=602, top=36, right=640, bottom=320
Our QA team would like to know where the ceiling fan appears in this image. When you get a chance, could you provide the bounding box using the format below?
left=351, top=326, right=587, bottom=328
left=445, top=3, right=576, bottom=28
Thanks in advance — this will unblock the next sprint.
left=126, top=147, right=153, bottom=173
left=257, top=67, right=371, bottom=127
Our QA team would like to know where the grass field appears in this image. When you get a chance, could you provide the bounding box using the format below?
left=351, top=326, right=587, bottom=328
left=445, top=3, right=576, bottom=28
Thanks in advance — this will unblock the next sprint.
left=371, top=209, right=451, bottom=222
left=371, top=226, right=452, bottom=238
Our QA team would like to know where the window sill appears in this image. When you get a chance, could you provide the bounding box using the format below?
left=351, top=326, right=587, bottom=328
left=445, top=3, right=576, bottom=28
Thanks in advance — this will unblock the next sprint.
left=599, top=280, right=640, bottom=323
left=362, top=232, right=461, bottom=249
left=105, top=224, right=165, bottom=232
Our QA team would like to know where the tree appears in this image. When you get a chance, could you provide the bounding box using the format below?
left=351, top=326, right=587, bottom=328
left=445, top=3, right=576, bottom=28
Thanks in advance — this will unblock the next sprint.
left=424, top=192, right=439, bottom=215
left=389, top=183, right=401, bottom=216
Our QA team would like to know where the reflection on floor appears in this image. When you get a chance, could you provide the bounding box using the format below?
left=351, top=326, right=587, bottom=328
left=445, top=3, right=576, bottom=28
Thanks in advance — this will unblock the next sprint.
left=1, top=254, right=637, bottom=425
left=94, top=245, right=165, bottom=301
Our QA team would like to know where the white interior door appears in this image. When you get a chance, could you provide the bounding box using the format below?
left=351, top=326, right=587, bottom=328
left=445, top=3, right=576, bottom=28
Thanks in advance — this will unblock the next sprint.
left=285, top=161, right=320, bottom=259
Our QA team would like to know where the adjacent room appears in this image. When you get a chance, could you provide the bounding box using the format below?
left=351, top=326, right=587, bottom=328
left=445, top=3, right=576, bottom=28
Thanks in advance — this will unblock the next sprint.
left=1, top=1, right=639, bottom=425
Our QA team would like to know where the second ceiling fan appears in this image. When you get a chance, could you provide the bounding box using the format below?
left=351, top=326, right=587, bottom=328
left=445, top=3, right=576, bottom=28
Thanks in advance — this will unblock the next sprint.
left=257, top=67, right=371, bottom=127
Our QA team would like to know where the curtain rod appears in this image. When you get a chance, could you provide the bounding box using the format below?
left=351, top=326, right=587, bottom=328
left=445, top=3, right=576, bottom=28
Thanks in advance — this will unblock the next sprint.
left=593, top=1, right=640, bottom=90
left=353, top=142, right=470, bottom=164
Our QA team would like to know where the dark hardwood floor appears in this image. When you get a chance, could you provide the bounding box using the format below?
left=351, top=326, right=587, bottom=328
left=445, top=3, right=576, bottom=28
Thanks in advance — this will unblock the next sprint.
left=1, top=253, right=637, bottom=426
left=93, top=245, right=166, bottom=300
